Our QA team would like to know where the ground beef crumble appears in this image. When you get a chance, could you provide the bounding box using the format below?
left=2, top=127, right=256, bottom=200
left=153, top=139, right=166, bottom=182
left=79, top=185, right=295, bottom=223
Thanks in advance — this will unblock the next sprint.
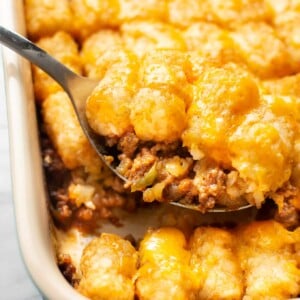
left=58, top=254, right=78, bottom=287
left=273, top=183, right=299, bottom=229
left=117, top=131, right=139, bottom=158
left=39, top=107, right=300, bottom=227
left=111, top=131, right=300, bottom=218
left=115, top=132, right=243, bottom=210
left=40, top=124, right=138, bottom=232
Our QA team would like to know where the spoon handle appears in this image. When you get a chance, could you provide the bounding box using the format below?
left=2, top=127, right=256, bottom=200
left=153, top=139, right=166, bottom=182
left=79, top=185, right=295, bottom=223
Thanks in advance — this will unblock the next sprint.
left=0, top=26, right=76, bottom=93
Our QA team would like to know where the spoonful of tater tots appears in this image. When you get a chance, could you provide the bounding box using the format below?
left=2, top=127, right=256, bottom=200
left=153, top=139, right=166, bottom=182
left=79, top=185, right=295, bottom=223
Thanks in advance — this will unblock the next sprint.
left=2, top=25, right=299, bottom=214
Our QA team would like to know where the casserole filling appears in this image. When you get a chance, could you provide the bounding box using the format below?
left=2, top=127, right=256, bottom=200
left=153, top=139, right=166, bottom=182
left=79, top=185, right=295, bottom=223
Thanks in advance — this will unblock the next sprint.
left=23, top=0, right=300, bottom=298
left=26, top=0, right=300, bottom=212
left=31, top=25, right=300, bottom=213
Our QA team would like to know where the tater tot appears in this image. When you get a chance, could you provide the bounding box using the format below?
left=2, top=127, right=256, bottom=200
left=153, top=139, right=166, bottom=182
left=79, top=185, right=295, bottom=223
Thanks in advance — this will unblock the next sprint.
left=32, top=32, right=82, bottom=102
left=262, top=94, right=300, bottom=194
left=24, top=0, right=74, bottom=40
left=189, top=227, right=243, bottom=300
left=183, top=22, right=241, bottom=65
left=121, top=21, right=186, bottom=57
left=86, top=85, right=133, bottom=138
left=85, top=48, right=139, bottom=137
left=228, top=107, right=295, bottom=203
left=136, top=227, right=199, bottom=300
left=77, top=233, right=138, bottom=300
left=263, top=94, right=300, bottom=123
left=230, top=22, right=294, bottom=79
left=42, top=92, right=103, bottom=176
left=235, top=221, right=300, bottom=299
left=168, top=0, right=269, bottom=28
left=70, top=0, right=120, bottom=40
left=261, top=74, right=300, bottom=97
left=167, top=0, right=210, bottom=27
left=130, top=88, right=187, bottom=143
left=118, top=0, right=168, bottom=22
left=139, top=49, right=193, bottom=105
left=182, top=63, right=259, bottom=164
left=80, top=30, right=124, bottom=77
left=208, top=0, right=271, bottom=28
left=274, top=12, right=300, bottom=74
left=186, top=52, right=221, bottom=81
left=89, top=47, right=139, bottom=86
left=264, top=0, right=300, bottom=17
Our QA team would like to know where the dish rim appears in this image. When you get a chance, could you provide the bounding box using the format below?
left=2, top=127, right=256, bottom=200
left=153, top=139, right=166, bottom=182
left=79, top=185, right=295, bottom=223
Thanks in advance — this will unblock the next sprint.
left=0, top=1, right=86, bottom=299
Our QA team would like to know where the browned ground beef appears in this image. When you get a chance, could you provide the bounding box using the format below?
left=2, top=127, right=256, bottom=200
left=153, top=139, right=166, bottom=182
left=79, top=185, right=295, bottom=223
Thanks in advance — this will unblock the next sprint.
left=113, top=132, right=235, bottom=210
left=117, top=131, right=139, bottom=158
left=40, top=123, right=138, bottom=232
left=107, top=131, right=300, bottom=216
left=38, top=106, right=299, bottom=227
left=58, top=254, right=78, bottom=286
left=274, top=183, right=299, bottom=229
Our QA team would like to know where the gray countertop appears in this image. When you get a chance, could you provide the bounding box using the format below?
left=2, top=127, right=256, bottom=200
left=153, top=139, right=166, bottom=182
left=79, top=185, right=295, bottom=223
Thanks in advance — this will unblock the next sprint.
left=0, top=51, right=41, bottom=299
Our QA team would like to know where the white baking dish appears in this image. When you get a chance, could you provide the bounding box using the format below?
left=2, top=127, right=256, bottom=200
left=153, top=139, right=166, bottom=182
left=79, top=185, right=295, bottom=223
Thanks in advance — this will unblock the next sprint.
left=2, top=1, right=300, bottom=299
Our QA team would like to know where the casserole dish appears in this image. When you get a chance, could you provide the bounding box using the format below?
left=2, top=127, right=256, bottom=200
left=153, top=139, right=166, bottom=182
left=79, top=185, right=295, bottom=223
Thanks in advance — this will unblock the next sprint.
left=2, top=0, right=300, bottom=299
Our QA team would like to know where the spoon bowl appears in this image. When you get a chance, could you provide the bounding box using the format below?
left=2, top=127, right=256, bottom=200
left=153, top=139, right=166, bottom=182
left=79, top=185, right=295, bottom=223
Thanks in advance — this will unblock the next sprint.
left=0, top=25, right=253, bottom=213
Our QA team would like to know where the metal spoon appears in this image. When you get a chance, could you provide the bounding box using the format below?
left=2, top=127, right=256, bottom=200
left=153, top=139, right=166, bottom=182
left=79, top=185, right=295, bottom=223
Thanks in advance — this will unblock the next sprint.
left=0, top=25, right=124, bottom=177
left=0, top=26, right=253, bottom=213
